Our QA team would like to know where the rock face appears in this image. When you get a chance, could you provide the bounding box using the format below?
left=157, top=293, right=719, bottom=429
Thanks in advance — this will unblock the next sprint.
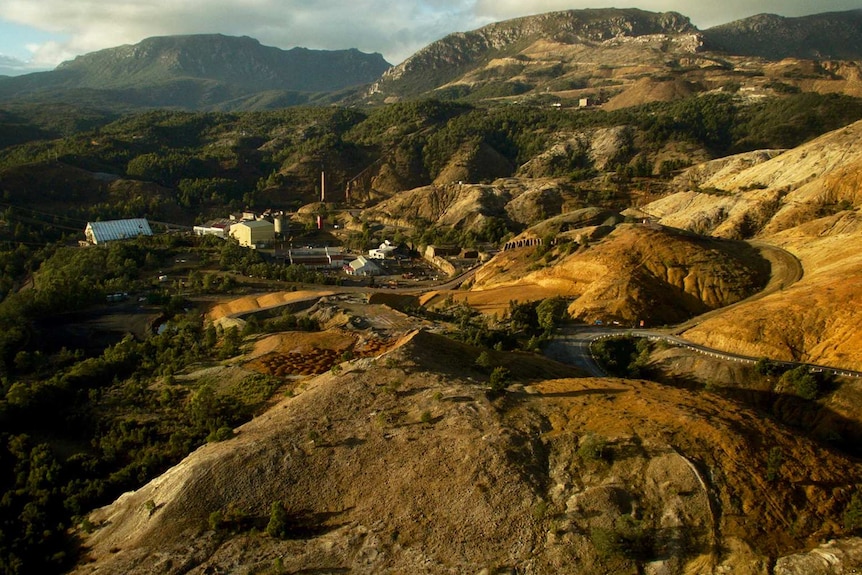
left=774, top=538, right=862, bottom=574
left=470, top=223, right=770, bottom=325
left=368, top=8, right=697, bottom=99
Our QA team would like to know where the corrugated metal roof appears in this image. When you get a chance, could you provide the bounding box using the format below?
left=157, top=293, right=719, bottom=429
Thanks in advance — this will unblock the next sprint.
left=85, top=218, right=152, bottom=244
left=232, top=220, right=274, bottom=229
left=349, top=256, right=379, bottom=271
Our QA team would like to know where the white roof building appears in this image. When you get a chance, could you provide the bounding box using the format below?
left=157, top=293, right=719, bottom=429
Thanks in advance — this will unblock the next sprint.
left=193, top=220, right=230, bottom=238
left=347, top=256, right=381, bottom=276
left=368, top=240, right=397, bottom=260
left=84, top=218, right=153, bottom=244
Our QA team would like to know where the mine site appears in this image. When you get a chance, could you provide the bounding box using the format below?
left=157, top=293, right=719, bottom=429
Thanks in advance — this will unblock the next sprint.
left=4, top=6, right=862, bottom=575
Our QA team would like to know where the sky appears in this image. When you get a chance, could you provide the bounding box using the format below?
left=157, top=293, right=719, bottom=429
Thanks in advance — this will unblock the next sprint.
left=0, top=0, right=861, bottom=75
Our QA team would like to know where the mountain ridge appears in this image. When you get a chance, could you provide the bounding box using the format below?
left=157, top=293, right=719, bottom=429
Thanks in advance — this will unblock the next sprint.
left=702, top=9, right=862, bottom=60
left=368, top=8, right=698, bottom=100
left=0, top=34, right=390, bottom=111
left=4, top=8, right=862, bottom=111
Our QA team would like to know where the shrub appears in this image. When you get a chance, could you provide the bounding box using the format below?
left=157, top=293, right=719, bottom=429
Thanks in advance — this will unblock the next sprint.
left=766, top=447, right=783, bottom=482
left=591, top=516, right=650, bottom=560
left=208, top=510, right=224, bottom=531
left=207, top=426, right=235, bottom=442
left=489, top=366, right=511, bottom=393
left=266, top=501, right=289, bottom=539
left=591, top=526, right=624, bottom=558
left=844, top=492, right=862, bottom=532
left=578, top=433, right=608, bottom=461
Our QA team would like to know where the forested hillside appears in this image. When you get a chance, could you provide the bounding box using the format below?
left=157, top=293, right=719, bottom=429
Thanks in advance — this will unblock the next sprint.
left=2, top=88, right=862, bottom=573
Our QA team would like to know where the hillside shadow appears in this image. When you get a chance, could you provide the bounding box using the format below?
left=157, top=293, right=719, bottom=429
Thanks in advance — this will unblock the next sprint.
left=274, top=509, right=353, bottom=540
left=723, top=386, right=862, bottom=456
left=651, top=372, right=862, bottom=459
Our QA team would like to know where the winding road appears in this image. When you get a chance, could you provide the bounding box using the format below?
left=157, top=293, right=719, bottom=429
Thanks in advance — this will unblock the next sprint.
left=545, top=241, right=862, bottom=379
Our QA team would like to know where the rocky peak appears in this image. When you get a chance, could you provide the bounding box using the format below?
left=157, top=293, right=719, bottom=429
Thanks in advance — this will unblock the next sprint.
left=374, top=8, right=696, bottom=93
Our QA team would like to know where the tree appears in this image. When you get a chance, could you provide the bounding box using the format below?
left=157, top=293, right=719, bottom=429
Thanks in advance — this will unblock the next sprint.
left=266, top=501, right=290, bottom=539
left=780, top=366, right=820, bottom=400
left=536, top=296, right=568, bottom=334
left=755, top=357, right=783, bottom=377
left=507, top=300, right=538, bottom=334
left=475, top=350, right=493, bottom=371
left=489, top=366, right=511, bottom=393
left=844, top=492, right=862, bottom=532
left=220, top=326, right=242, bottom=358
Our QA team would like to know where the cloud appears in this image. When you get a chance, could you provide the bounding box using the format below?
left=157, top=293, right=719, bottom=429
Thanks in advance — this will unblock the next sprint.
left=2, top=0, right=862, bottom=69
left=0, top=0, right=484, bottom=67
left=0, top=54, right=28, bottom=75
left=470, top=0, right=862, bottom=28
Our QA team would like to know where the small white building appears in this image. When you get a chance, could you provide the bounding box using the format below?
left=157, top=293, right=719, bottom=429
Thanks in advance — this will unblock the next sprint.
left=84, top=218, right=153, bottom=245
left=368, top=240, right=397, bottom=260
left=347, top=256, right=381, bottom=277
left=193, top=221, right=230, bottom=238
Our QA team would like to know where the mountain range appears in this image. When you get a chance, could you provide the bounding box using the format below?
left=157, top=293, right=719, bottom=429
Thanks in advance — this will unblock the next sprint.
left=6, top=6, right=862, bottom=575
left=0, top=34, right=391, bottom=111
left=1, top=8, right=862, bottom=111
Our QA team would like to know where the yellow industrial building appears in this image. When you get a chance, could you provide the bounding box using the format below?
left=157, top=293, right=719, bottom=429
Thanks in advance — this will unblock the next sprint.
left=229, top=220, right=275, bottom=248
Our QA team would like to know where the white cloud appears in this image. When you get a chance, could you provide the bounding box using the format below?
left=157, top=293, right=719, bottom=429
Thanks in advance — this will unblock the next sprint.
left=0, top=0, right=481, bottom=66
left=470, top=0, right=862, bottom=28
left=1, top=0, right=861, bottom=69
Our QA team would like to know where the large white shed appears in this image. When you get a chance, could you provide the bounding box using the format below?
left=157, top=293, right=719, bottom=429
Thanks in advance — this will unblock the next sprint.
left=84, top=219, right=153, bottom=244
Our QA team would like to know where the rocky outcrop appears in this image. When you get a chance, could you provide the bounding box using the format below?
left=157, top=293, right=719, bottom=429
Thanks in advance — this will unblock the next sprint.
left=775, top=538, right=862, bottom=574
left=369, top=8, right=696, bottom=98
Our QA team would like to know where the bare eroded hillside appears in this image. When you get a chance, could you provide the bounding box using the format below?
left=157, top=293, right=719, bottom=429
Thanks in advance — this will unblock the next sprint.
left=71, top=330, right=862, bottom=575
left=463, top=223, right=768, bottom=325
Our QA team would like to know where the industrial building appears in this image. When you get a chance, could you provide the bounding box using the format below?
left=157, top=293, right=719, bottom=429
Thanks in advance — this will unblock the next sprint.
left=346, top=256, right=381, bottom=276
left=192, top=220, right=231, bottom=238
left=229, top=220, right=275, bottom=248
left=84, top=218, right=153, bottom=245
left=283, top=247, right=346, bottom=269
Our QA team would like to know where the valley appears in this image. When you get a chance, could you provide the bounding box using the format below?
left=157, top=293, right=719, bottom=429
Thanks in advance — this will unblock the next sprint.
left=2, top=6, right=862, bottom=575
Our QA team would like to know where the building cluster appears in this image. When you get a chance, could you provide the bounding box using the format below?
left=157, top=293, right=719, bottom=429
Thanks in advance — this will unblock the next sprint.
left=83, top=215, right=412, bottom=280
left=193, top=211, right=289, bottom=249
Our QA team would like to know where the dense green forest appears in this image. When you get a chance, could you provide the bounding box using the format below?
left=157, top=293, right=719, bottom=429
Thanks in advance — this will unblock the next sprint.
left=2, top=91, right=862, bottom=573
